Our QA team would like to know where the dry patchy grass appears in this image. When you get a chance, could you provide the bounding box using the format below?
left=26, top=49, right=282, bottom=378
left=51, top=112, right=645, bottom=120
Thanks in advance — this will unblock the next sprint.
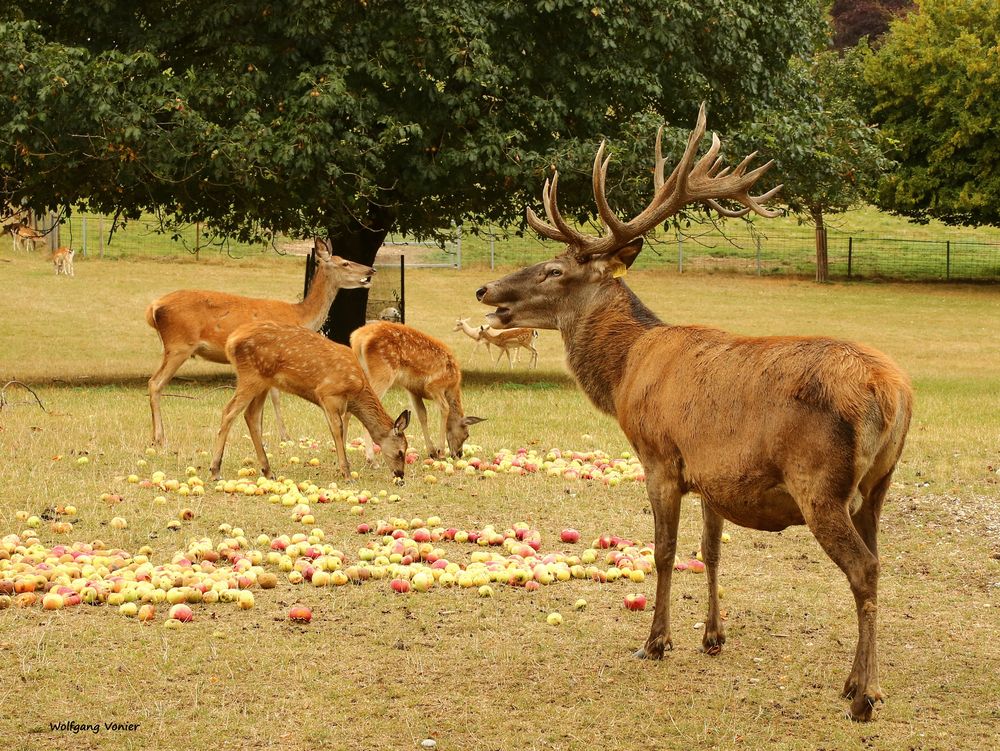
left=0, top=250, right=998, bottom=751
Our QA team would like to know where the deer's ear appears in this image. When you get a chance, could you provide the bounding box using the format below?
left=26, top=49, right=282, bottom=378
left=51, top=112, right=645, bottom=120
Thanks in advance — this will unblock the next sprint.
left=314, top=237, right=332, bottom=258
left=462, top=416, right=486, bottom=427
left=593, top=238, right=644, bottom=277
left=393, top=410, right=411, bottom=433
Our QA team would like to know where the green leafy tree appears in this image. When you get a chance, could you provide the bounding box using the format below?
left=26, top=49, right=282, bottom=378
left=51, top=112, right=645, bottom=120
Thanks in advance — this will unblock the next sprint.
left=1, top=1, right=824, bottom=340
left=735, top=45, right=894, bottom=281
left=866, top=0, right=1000, bottom=227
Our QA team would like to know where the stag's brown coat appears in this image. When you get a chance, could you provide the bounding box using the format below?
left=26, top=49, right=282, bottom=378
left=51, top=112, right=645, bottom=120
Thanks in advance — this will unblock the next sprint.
left=477, top=104, right=912, bottom=722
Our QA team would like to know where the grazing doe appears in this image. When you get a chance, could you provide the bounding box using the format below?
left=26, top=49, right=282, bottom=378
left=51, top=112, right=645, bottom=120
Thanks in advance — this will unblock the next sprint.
left=52, top=247, right=75, bottom=276
left=478, top=325, right=538, bottom=369
left=209, top=321, right=410, bottom=482
left=476, top=104, right=912, bottom=722
left=350, top=321, right=484, bottom=459
left=145, top=239, right=374, bottom=445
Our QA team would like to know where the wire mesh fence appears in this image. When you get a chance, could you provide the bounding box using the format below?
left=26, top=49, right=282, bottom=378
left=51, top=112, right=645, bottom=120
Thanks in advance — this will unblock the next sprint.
left=15, top=212, right=1000, bottom=283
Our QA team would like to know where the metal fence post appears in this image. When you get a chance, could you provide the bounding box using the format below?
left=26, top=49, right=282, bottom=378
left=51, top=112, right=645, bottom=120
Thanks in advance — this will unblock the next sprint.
left=677, top=230, right=683, bottom=273
left=81, top=215, right=87, bottom=257
left=847, top=237, right=853, bottom=280
left=399, top=254, right=406, bottom=324
left=755, top=235, right=761, bottom=275
left=99, top=217, right=105, bottom=258
left=946, top=240, right=951, bottom=280
left=489, top=227, right=495, bottom=270
left=455, top=223, right=462, bottom=269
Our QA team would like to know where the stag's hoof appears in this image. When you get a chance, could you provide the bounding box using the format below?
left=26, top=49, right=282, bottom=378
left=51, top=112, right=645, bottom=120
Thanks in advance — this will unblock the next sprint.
left=702, top=633, right=726, bottom=656
left=634, top=637, right=671, bottom=660
left=848, top=692, right=883, bottom=723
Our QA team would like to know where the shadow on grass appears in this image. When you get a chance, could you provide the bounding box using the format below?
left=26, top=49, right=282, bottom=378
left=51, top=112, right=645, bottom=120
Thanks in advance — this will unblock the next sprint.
left=15, top=369, right=576, bottom=390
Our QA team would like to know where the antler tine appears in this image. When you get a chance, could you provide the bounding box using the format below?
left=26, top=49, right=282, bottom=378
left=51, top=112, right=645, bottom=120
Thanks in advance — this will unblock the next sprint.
left=526, top=178, right=571, bottom=243
left=704, top=199, right=753, bottom=218
left=545, top=172, right=591, bottom=247
left=593, top=141, right=630, bottom=240
left=653, top=125, right=666, bottom=191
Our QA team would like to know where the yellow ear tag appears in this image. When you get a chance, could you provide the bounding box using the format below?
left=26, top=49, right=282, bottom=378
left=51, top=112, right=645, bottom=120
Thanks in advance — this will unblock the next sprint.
left=611, top=261, right=628, bottom=278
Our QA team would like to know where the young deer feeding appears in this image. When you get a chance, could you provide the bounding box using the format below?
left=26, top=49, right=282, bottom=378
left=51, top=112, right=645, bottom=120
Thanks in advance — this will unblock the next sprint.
left=478, top=325, right=538, bottom=369
left=350, top=321, right=484, bottom=459
left=477, top=104, right=912, bottom=722
left=52, top=247, right=75, bottom=276
left=209, top=321, right=410, bottom=482
left=145, top=239, right=374, bottom=446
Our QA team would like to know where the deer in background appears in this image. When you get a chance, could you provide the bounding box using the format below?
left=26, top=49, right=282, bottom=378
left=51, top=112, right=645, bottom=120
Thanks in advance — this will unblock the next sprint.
left=5, top=221, right=44, bottom=253
left=477, top=104, right=912, bottom=722
left=209, top=321, right=410, bottom=482
left=145, top=239, right=374, bottom=446
left=52, top=247, right=75, bottom=276
left=349, top=321, right=485, bottom=459
left=478, top=325, right=538, bottom=369
left=453, top=317, right=494, bottom=363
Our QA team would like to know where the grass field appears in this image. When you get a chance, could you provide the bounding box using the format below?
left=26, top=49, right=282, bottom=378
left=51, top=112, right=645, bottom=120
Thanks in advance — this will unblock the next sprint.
left=1, top=248, right=998, bottom=750
left=44, top=204, right=1000, bottom=282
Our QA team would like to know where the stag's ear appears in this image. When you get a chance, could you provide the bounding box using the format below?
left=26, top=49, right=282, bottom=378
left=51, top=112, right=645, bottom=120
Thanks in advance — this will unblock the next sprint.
left=393, top=410, right=411, bottom=433
left=594, top=238, right=644, bottom=277
left=462, top=416, right=486, bottom=427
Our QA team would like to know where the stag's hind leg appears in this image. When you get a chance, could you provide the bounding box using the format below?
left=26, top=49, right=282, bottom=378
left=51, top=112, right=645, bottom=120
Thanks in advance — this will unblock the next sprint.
left=700, top=504, right=726, bottom=655
left=635, top=465, right=684, bottom=660
left=803, top=496, right=883, bottom=722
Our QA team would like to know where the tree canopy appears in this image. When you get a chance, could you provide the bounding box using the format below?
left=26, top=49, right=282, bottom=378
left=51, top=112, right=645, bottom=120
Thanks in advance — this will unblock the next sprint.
left=1, top=1, right=826, bottom=336
left=866, top=0, right=1000, bottom=226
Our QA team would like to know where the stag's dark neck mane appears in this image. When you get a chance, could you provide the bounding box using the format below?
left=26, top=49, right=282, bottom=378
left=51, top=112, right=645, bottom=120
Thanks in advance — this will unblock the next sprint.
left=563, top=279, right=663, bottom=416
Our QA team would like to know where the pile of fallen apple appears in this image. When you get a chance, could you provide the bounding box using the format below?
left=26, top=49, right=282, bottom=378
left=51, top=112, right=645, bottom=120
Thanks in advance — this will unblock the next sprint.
left=1, top=443, right=726, bottom=627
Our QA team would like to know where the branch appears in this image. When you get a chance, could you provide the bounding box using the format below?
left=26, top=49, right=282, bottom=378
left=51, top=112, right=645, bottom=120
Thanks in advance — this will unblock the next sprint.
left=0, top=380, right=49, bottom=412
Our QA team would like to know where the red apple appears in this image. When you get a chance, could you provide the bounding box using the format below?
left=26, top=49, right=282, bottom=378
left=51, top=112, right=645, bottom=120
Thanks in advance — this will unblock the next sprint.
left=624, top=593, right=647, bottom=611
left=168, top=604, right=194, bottom=622
left=390, top=578, right=411, bottom=594
left=560, top=529, right=581, bottom=544
left=289, top=605, right=312, bottom=623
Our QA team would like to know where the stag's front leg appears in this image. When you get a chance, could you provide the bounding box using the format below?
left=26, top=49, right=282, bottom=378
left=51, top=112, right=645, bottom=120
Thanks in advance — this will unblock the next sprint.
left=636, top=467, right=683, bottom=660
left=700, top=503, right=726, bottom=655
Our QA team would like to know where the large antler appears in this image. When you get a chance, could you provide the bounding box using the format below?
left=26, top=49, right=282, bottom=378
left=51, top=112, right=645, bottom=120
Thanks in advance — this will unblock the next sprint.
left=526, top=103, right=782, bottom=259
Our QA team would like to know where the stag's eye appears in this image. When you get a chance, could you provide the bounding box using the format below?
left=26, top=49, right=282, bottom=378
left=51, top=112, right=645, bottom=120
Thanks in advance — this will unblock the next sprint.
left=546, top=268, right=562, bottom=278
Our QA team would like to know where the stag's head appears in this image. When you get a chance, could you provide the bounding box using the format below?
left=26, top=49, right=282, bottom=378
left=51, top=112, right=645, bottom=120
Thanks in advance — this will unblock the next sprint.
left=477, top=104, right=781, bottom=329
left=313, top=238, right=376, bottom=290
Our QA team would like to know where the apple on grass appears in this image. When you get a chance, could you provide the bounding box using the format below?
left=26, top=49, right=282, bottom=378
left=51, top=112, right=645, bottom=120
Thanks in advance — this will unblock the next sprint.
left=168, top=604, right=193, bottom=622
left=560, top=528, right=581, bottom=544
left=288, top=605, right=312, bottom=623
left=624, top=593, right=647, bottom=611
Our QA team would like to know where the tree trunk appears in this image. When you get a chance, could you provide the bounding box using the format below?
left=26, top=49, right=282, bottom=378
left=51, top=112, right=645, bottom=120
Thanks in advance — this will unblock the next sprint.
left=308, top=205, right=395, bottom=345
left=812, top=207, right=829, bottom=283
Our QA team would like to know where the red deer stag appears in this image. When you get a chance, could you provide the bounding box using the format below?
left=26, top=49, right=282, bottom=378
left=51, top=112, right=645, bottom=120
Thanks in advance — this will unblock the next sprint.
left=476, top=104, right=912, bottom=722
left=145, top=239, right=374, bottom=446
left=349, top=321, right=484, bottom=459
left=209, top=321, right=410, bottom=482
